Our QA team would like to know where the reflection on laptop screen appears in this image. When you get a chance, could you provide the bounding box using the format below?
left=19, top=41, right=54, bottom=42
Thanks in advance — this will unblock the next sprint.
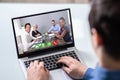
left=12, top=9, right=74, bottom=55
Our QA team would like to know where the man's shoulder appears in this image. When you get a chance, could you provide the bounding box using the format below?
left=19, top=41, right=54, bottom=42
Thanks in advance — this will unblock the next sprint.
left=56, top=24, right=60, bottom=27
left=50, top=26, right=54, bottom=28
left=64, top=26, right=69, bottom=30
left=22, top=30, right=29, bottom=36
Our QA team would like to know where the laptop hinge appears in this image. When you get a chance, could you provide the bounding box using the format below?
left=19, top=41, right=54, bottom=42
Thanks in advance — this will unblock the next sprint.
left=28, top=48, right=68, bottom=58
left=67, top=46, right=75, bottom=50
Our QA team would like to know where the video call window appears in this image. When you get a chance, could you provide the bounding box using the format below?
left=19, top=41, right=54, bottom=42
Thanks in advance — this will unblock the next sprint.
left=13, top=10, right=73, bottom=55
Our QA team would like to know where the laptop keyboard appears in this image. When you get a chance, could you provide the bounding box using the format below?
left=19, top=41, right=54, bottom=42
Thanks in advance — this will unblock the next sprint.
left=24, top=51, right=80, bottom=70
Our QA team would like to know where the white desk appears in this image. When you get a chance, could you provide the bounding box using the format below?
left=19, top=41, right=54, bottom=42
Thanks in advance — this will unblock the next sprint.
left=0, top=3, right=97, bottom=80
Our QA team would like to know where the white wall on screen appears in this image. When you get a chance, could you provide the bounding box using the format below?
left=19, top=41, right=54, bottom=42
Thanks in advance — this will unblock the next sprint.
left=18, top=10, right=70, bottom=33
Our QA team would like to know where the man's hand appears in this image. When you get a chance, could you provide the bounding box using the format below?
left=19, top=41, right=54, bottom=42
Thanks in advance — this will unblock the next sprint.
left=33, top=39, right=38, bottom=42
left=57, top=56, right=88, bottom=79
left=27, top=60, right=49, bottom=80
left=51, top=31, right=54, bottom=34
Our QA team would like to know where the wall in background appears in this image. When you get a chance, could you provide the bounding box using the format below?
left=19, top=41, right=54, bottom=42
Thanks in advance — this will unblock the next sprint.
left=0, top=0, right=89, bottom=3
left=18, top=10, right=69, bottom=33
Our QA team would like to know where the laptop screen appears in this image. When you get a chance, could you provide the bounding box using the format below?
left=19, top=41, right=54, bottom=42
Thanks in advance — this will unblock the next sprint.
left=12, top=8, right=74, bottom=58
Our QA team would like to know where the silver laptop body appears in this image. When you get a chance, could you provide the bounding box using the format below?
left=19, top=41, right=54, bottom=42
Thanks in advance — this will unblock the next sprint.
left=12, top=8, right=85, bottom=80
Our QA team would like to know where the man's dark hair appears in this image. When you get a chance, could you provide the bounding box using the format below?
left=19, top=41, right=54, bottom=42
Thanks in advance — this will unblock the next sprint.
left=51, top=20, right=55, bottom=22
left=24, top=23, right=31, bottom=29
left=59, top=17, right=65, bottom=22
left=89, top=0, right=120, bottom=60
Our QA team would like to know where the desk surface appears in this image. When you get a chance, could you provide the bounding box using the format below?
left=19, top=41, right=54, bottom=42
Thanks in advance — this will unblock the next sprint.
left=0, top=3, right=97, bottom=80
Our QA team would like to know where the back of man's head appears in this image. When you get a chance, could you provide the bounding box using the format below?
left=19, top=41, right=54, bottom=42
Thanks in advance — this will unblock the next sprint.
left=89, top=0, right=120, bottom=60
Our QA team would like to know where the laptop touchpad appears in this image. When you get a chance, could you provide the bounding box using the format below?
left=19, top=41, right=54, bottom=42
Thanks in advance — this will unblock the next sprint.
left=49, top=69, right=72, bottom=80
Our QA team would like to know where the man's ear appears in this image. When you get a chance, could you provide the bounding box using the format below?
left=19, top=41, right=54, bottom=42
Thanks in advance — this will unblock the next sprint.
left=91, top=28, right=103, bottom=48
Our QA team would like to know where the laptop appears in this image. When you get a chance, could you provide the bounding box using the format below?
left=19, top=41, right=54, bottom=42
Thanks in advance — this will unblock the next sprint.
left=12, top=8, right=85, bottom=80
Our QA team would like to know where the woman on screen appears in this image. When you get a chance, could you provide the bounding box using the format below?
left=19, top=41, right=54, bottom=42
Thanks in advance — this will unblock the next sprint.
left=32, top=24, right=42, bottom=38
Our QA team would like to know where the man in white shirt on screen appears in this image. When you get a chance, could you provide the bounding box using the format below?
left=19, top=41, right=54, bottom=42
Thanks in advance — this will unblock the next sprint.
left=21, top=23, right=37, bottom=52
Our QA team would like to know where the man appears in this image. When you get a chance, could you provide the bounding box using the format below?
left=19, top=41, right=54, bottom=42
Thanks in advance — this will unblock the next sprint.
left=21, top=23, right=37, bottom=52
left=48, top=20, right=60, bottom=34
left=27, top=0, right=120, bottom=80
left=56, top=17, right=71, bottom=42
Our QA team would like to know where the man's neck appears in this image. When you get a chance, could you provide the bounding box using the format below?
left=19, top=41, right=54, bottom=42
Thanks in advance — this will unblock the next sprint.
left=53, top=24, right=56, bottom=27
left=98, top=48, right=120, bottom=70
left=25, top=30, right=29, bottom=34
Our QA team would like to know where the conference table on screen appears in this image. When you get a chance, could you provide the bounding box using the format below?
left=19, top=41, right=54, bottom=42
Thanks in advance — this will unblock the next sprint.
left=29, top=33, right=66, bottom=52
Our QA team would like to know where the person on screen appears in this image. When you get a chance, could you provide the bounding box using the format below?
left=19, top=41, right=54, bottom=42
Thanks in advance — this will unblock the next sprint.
left=48, top=20, right=60, bottom=34
left=32, top=24, right=42, bottom=38
left=21, top=23, right=38, bottom=52
left=56, top=17, right=71, bottom=42
left=27, top=0, right=120, bottom=80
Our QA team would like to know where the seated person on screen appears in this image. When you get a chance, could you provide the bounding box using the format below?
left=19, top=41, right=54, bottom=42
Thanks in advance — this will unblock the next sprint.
left=56, top=17, right=71, bottom=42
left=48, top=20, right=60, bottom=34
left=32, top=24, right=42, bottom=38
left=21, top=23, right=38, bottom=52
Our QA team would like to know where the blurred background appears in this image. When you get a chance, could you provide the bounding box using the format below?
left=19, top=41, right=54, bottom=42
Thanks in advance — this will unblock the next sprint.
left=0, top=0, right=89, bottom=3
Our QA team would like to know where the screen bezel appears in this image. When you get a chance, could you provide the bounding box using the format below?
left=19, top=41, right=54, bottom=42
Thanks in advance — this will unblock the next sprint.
left=11, top=8, right=75, bottom=58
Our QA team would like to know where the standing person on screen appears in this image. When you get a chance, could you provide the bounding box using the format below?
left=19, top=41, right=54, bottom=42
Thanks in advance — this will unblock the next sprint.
left=48, top=20, right=60, bottom=34
left=21, top=23, right=38, bottom=52
left=56, top=17, right=71, bottom=42
left=27, top=0, right=120, bottom=80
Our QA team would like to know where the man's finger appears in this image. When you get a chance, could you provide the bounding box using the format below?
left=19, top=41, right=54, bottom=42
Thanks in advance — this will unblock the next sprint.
left=57, top=58, right=71, bottom=66
left=29, top=61, right=34, bottom=68
left=62, top=66, right=71, bottom=74
left=27, top=66, right=30, bottom=72
left=45, top=68, right=50, bottom=75
left=39, top=62, right=44, bottom=68
left=39, top=62, right=49, bottom=73
left=34, top=60, right=39, bottom=66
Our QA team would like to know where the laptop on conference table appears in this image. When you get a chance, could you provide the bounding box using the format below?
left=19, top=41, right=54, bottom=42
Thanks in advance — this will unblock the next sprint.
left=11, top=8, right=85, bottom=80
